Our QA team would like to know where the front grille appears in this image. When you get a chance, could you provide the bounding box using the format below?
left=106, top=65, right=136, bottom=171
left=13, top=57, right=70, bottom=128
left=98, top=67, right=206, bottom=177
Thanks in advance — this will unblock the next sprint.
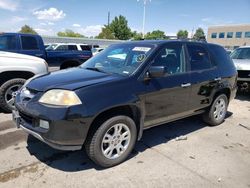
left=238, top=70, right=250, bottom=78
left=19, top=111, right=38, bottom=127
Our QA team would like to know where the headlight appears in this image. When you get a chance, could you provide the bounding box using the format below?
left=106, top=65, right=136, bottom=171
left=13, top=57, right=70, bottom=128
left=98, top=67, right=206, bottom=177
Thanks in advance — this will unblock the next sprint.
left=39, top=89, right=82, bottom=106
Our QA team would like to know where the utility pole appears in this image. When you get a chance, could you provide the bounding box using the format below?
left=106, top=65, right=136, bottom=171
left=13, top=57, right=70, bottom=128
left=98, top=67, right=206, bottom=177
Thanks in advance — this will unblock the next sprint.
left=137, top=0, right=151, bottom=39
left=108, top=11, right=110, bottom=27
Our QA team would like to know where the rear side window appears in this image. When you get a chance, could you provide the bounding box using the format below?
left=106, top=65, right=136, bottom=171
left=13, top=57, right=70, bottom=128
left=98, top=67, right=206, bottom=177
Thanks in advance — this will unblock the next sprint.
left=208, top=44, right=234, bottom=67
left=80, top=45, right=91, bottom=51
left=0, top=35, right=16, bottom=50
left=187, top=44, right=212, bottom=71
left=21, top=36, right=39, bottom=50
left=68, top=45, right=77, bottom=50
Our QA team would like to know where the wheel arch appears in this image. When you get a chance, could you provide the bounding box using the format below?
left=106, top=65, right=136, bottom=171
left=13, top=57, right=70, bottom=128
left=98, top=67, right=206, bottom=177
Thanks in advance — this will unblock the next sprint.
left=0, top=71, right=35, bottom=86
left=60, top=59, right=81, bottom=69
left=87, top=104, right=142, bottom=140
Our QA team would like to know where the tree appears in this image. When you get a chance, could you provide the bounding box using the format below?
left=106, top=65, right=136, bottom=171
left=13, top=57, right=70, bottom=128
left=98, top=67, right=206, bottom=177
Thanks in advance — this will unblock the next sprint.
left=131, top=31, right=143, bottom=40
left=193, top=28, right=206, bottom=41
left=109, top=15, right=132, bottom=40
left=177, top=30, right=188, bottom=39
left=144, top=30, right=166, bottom=40
left=96, top=25, right=115, bottom=39
left=19, top=25, right=37, bottom=35
left=57, top=29, right=85, bottom=38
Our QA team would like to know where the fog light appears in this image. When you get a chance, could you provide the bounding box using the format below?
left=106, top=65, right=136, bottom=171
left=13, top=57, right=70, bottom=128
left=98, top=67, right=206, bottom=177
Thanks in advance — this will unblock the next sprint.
left=39, top=120, right=49, bottom=129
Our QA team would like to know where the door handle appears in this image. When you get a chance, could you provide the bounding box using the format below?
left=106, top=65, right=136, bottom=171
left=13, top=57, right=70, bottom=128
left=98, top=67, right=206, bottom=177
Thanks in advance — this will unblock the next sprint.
left=181, top=83, right=191, bottom=88
left=214, top=77, right=221, bottom=81
left=35, top=54, right=43, bottom=57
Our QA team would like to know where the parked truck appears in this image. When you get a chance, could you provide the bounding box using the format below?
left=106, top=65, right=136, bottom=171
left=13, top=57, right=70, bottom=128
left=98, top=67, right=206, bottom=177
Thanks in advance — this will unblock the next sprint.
left=0, top=33, right=92, bottom=70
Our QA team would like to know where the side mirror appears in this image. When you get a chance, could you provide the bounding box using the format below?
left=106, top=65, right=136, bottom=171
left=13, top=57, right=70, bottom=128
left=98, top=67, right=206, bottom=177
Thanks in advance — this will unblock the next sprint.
left=146, top=66, right=165, bottom=79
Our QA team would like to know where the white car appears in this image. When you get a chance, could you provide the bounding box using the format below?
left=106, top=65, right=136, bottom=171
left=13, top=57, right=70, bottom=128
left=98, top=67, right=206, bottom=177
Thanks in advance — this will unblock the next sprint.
left=230, top=46, right=250, bottom=92
left=92, top=47, right=104, bottom=56
left=0, top=51, right=48, bottom=112
left=46, top=43, right=92, bottom=51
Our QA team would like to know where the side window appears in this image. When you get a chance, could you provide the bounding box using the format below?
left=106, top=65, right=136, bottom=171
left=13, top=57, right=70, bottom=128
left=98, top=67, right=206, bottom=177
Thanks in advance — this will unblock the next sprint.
left=0, top=35, right=16, bottom=50
left=80, top=45, right=91, bottom=51
left=187, top=44, right=212, bottom=71
left=152, top=43, right=185, bottom=74
left=68, top=45, right=78, bottom=50
left=21, top=36, right=39, bottom=50
left=56, top=45, right=68, bottom=51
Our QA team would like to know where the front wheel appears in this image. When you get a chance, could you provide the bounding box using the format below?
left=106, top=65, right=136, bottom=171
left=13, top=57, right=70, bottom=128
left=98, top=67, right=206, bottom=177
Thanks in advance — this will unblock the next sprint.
left=0, top=78, right=26, bottom=113
left=203, top=94, right=228, bottom=126
left=85, top=115, right=137, bottom=167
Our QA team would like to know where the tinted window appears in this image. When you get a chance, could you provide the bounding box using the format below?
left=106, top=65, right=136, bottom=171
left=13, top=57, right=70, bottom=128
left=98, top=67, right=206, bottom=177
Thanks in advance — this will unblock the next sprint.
left=187, top=44, right=212, bottom=71
left=219, top=32, right=225, bottom=38
left=21, top=36, right=39, bottom=50
left=227, top=32, right=233, bottom=38
left=80, top=45, right=91, bottom=51
left=56, top=45, right=68, bottom=50
left=211, top=33, right=217, bottom=38
left=208, top=44, right=233, bottom=66
left=245, top=32, right=250, bottom=38
left=0, top=35, right=16, bottom=50
left=68, top=45, right=78, bottom=50
left=152, top=43, right=186, bottom=74
left=236, top=32, right=242, bottom=38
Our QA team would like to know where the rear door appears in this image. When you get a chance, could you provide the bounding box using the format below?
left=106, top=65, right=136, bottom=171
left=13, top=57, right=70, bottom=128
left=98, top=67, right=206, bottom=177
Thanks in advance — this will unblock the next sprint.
left=186, top=43, right=218, bottom=111
left=19, top=35, right=46, bottom=59
left=144, top=42, right=191, bottom=127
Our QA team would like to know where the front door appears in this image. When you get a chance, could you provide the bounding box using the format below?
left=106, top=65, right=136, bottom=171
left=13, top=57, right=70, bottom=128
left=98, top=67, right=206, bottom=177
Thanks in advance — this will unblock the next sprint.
left=144, top=42, right=191, bottom=127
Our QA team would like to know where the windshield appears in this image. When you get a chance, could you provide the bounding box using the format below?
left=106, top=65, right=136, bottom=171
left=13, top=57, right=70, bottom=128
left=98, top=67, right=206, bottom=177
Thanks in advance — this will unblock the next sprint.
left=81, top=44, right=155, bottom=76
left=230, top=48, right=250, bottom=59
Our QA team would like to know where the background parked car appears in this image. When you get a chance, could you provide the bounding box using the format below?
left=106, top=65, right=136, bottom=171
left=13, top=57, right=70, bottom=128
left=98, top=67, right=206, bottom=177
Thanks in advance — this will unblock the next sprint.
left=46, top=43, right=92, bottom=52
left=0, top=33, right=92, bottom=70
left=230, top=46, right=250, bottom=92
left=0, top=51, right=48, bottom=112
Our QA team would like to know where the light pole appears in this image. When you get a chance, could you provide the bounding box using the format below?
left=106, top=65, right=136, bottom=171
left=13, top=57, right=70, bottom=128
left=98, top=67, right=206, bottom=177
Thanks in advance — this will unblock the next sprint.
left=137, top=0, right=151, bottom=39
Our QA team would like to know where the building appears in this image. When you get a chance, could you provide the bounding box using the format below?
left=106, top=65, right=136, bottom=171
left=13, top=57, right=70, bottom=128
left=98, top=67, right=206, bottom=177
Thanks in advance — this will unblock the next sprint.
left=207, top=24, right=250, bottom=50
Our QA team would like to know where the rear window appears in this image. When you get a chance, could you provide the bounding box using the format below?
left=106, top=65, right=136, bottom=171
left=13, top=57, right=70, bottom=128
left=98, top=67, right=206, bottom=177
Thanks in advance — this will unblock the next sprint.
left=21, top=36, right=39, bottom=50
left=187, top=44, right=212, bottom=71
left=0, top=35, right=16, bottom=50
left=80, top=45, right=91, bottom=51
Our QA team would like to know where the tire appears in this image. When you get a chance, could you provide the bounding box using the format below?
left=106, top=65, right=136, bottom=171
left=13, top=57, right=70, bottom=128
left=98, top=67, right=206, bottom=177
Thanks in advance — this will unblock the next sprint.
left=85, top=115, right=137, bottom=167
left=202, top=94, right=228, bottom=126
left=0, top=78, right=26, bottom=113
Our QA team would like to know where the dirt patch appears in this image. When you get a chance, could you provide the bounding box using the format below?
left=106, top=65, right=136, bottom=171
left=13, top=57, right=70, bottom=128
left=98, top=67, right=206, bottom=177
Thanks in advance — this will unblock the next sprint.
left=0, top=130, right=27, bottom=150
left=0, top=162, right=40, bottom=183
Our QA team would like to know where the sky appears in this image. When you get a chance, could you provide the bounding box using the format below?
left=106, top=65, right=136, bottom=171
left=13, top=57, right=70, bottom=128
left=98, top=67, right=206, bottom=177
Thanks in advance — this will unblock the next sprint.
left=0, top=0, right=250, bottom=37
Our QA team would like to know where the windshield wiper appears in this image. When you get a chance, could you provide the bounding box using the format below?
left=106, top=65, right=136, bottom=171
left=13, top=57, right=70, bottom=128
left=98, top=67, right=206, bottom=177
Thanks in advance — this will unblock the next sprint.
left=84, top=67, right=106, bottom=73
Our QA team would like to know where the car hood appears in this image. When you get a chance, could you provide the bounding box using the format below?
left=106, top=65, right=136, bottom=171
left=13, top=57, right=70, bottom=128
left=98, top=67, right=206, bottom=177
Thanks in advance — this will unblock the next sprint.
left=232, top=59, right=250, bottom=70
left=26, top=67, right=122, bottom=91
left=0, top=51, right=44, bottom=62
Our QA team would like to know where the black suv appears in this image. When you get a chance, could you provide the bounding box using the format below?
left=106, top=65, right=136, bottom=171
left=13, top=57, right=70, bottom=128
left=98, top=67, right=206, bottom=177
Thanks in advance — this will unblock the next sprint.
left=13, top=41, right=237, bottom=167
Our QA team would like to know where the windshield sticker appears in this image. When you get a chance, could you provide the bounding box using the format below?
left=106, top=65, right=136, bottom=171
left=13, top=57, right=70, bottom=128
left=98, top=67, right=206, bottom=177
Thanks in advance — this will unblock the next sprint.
left=123, top=71, right=129, bottom=74
left=132, top=47, right=151, bottom=52
left=136, top=54, right=146, bottom=63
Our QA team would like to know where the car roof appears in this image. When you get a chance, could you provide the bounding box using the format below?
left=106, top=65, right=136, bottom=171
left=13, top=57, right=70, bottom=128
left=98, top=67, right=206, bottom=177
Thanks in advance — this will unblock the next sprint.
left=118, top=40, right=218, bottom=48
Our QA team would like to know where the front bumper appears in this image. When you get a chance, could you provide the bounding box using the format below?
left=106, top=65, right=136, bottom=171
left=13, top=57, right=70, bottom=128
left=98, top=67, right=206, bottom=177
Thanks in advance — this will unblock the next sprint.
left=13, top=93, right=92, bottom=151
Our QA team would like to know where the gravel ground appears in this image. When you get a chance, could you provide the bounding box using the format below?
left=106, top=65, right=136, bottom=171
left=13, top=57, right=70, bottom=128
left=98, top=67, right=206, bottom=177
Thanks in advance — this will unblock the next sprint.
left=0, top=93, right=249, bottom=188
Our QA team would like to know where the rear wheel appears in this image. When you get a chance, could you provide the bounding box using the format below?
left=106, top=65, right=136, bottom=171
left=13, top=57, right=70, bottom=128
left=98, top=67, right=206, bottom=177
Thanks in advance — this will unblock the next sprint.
left=85, top=115, right=137, bottom=167
left=0, top=78, right=26, bottom=113
left=203, top=94, right=228, bottom=126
